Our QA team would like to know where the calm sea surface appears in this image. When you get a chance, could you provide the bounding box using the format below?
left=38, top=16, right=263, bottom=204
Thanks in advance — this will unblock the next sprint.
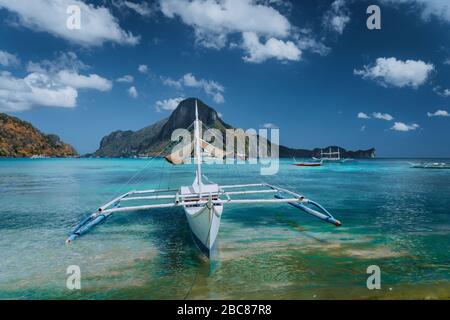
left=0, top=158, right=449, bottom=299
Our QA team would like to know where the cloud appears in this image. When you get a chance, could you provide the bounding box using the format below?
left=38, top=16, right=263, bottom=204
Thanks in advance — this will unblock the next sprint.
left=323, top=0, right=350, bottom=34
left=260, top=0, right=293, bottom=13
left=164, top=73, right=225, bottom=104
left=391, top=122, right=419, bottom=132
left=114, top=0, right=153, bottom=17
left=427, top=110, right=450, bottom=117
left=262, top=123, right=278, bottom=128
left=117, top=75, right=134, bottom=83
left=242, top=32, right=301, bottom=63
left=58, top=70, right=112, bottom=91
left=0, top=0, right=139, bottom=46
left=0, top=71, right=78, bottom=112
left=354, top=57, right=434, bottom=88
left=295, top=31, right=331, bottom=56
left=433, top=86, right=450, bottom=97
left=138, top=64, right=148, bottom=74
left=183, top=73, right=225, bottom=103
left=159, top=0, right=306, bottom=63
left=128, top=86, right=138, bottom=98
left=27, top=51, right=88, bottom=74
left=357, top=112, right=370, bottom=119
left=372, top=112, right=394, bottom=121
left=163, top=78, right=182, bottom=90
left=445, top=59, right=450, bottom=65
left=155, top=97, right=184, bottom=112
left=0, top=50, right=20, bottom=67
left=358, top=110, right=420, bottom=132
left=0, top=53, right=111, bottom=112
left=356, top=108, right=420, bottom=132
left=381, top=0, right=450, bottom=24
left=160, top=0, right=291, bottom=44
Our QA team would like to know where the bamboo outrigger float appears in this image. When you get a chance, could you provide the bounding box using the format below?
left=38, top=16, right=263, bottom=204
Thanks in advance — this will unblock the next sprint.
left=67, top=100, right=342, bottom=257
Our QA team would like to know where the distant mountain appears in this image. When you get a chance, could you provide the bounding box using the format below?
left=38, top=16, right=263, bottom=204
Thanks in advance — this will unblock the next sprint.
left=92, top=98, right=375, bottom=159
left=93, top=98, right=232, bottom=157
left=0, top=113, right=78, bottom=157
left=279, top=145, right=375, bottom=159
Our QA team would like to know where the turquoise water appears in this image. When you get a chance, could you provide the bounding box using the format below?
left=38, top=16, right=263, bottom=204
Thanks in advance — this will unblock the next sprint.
left=0, top=158, right=449, bottom=299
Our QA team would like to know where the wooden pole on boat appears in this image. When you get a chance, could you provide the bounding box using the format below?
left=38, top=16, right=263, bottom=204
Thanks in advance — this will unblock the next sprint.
left=194, top=99, right=202, bottom=194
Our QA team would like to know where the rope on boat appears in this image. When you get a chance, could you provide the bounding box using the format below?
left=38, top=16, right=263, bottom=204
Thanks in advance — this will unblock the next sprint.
left=109, top=139, right=178, bottom=199
left=67, top=140, right=178, bottom=244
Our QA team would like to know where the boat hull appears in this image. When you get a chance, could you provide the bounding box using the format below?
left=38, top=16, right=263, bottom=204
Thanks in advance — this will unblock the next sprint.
left=293, top=163, right=321, bottom=167
left=411, top=162, right=450, bottom=169
left=184, top=204, right=223, bottom=257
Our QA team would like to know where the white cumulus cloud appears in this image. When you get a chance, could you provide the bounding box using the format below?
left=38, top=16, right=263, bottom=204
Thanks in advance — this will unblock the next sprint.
left=391, top=122, right=419, bottom=132
left=117, top=75, right=134, bottom=83
left=155, top=97, right=184, bottom=112
left=138, top=64, right=148, bottom=74
left=128, top=86, right=138, bottom=98
left=58, top=70, right=112, bottom=91
left=354, top=57, right=434, bottom=88
left=0, top=71, right=78, bottom=112
left=159, top=0, right=304, bottom=63
left=372, top=112, right=394, bottom=121
left=242, top=32, right=301, bottom=63
left=0, top=53, right=111, bottom=112
left=357, top=112, right=370, bottom=119
left=427, top=110, right=450, bottom=117
left=0, top=0, right=139, bottom=46
left=160, top=0, right=291, bottom=45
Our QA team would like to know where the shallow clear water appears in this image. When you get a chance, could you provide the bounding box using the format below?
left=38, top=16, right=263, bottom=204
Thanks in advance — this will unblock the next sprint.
left=0, top=158, right=449, bottom=299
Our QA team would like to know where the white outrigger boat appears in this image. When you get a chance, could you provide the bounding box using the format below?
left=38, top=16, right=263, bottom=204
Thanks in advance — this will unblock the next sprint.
left=66, top=101, right=341, bottom=257
left=313, top=147, right=351, bottom=163
left=410, top=162, right=450, bottom=169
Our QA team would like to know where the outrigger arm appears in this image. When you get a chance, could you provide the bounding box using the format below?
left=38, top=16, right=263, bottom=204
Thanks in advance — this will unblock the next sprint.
left=66, top=183, right=341, bottom=244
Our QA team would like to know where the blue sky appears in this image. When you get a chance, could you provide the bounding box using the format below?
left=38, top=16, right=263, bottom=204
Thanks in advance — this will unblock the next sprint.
left=0, top=0, right=449, bottom=157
